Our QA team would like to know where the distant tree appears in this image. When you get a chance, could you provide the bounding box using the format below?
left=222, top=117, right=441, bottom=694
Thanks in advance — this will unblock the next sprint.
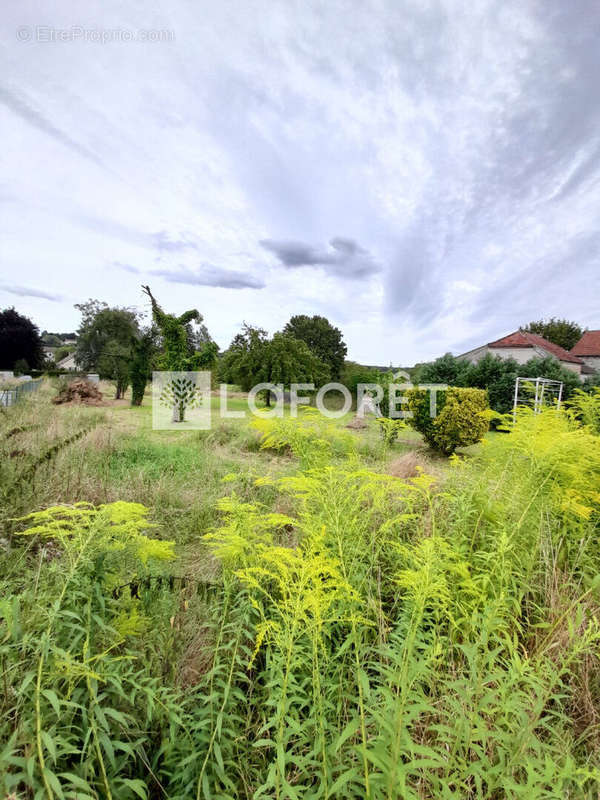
left=518, top=356, right=581, bottom=399
left=0, top=308, right=44, bottom=370
left=75, top=301, right=140, bottom=398
left=339, top=361, right=380, bottom=395
left=261, top=333, right=328, bottom=405
left=220, top=324, right=269, bottom=391
left=414, top=353, right=471, bottom=385
left=524, top=318, right=583, bottom=351
left=413, top=351, right=581, bottom=417
left=75, top=302, right=139, bottom=369
left=221, top=324, right=328, bottom=405
left=53, top=346, right=73, bottom=364
left=42, top=333, right=63, bottom=347
left=282, top=315, right=347, bottom=379
left=97, top=339, right=131, bottom=399
left=463, top=354, right=520, bottom=415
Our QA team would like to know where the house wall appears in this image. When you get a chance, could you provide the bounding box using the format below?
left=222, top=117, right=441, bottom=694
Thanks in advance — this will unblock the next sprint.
left=488, top=346, right=536, bottom=365
left=457, top=345, right=490, bottom=363
left=561, top=361, right=582, bottom=376
left=580, top=356, right=600, bottom=373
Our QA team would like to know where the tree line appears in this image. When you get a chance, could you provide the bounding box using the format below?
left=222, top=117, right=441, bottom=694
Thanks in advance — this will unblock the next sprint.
left=0, top=290, right=351, bottom=405
left=1, top=301, right=596, bottom=409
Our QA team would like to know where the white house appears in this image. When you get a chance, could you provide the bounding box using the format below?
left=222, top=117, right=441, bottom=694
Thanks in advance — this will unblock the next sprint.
left=571, top=331, right=600, bottom=374
left=56, top=353, right=78, bottom=371
left=458, top=330, right=584, bottom=377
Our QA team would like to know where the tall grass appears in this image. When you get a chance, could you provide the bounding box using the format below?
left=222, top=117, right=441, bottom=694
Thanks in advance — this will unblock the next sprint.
left=1, top=393, right=599, bottom=798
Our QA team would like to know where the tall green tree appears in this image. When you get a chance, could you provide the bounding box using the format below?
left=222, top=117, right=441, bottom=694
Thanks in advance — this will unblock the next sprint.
left=282, top=314, right=347, bottom=379
left=220, top=324, right=269, bottom=391
left=221, top=325, right=328, bottom=405
left=261, top=333, right=328, bottom=405
left=75, top=301, right=140, bottom=398
left=0, top=308, right=44, bottom=370
left=97, top=339, right=131, bottom=399
left=142, top=285, right=216, bottom=371
left=128, top=327, right=158, bottom=406
left=524, top=318, right=583, bottom=351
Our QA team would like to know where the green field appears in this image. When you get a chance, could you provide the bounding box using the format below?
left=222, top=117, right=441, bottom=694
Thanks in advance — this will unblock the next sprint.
left=1, top=381, right=599, bottom=799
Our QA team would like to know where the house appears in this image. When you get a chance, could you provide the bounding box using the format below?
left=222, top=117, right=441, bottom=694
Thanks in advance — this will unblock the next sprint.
left=571, top=331, right=600, bottom=374
left=458, top=330, right=583, bottom=377
left=56, top=353, right=78, bottom=371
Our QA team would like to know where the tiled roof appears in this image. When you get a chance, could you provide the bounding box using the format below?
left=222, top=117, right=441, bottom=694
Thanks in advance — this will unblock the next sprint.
left=571, top=330, right=600, bottom=357
left=487, top=330, right=583, bottom=364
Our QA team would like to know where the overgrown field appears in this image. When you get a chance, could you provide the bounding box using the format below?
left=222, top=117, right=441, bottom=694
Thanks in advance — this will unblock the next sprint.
left=1, top=383, right=600, bottom=799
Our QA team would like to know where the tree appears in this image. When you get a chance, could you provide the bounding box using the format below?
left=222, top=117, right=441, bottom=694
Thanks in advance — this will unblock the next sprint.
left=53, top=346, right=72, bottom=364
left=129, top=327, right=158, bottom=407
left=414, top=352, right=471, bottom=385
left=524, top=318, right=583, bottom=351
left=339, top=361, right=380, bottom=395
left=220, top=324, right=269, bottom=391
left=261, top=333, right=328, bottom=405
left=143, top=285, right=218, bottom=420
left=13, top=358, right=30, bottom=376
left=75, top=302, right=140, bottom=398
left=97, top=339, right=131, bottom=399
left=42, top=333, right=63, bottom=347
left=221, top=324, right=328, bottom=405
left=0, top=308, right=44, bottom=370
left=282, top=315, right=347, bottom=379
left=142, top=285, right=216, bottom=371
left=414, top=352, right=581, bottom=418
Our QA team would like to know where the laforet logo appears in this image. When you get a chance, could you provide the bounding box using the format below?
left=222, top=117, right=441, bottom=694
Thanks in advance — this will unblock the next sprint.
left=159, top=375, right=203, bottom=422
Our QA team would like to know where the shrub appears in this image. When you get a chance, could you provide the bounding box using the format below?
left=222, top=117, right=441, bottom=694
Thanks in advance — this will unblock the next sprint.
left=13, top=358, right=29, bottom=376
left=407, top=386, right=489, bottom=454
left=567, top=387, right=600, bottom=434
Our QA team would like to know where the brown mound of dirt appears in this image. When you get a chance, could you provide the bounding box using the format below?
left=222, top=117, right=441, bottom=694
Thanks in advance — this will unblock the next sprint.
left=345, top=415, right=368, bottom=430
left=388, top=450, right=441, bottom=480
left=53, top=379, right=104, bottom=405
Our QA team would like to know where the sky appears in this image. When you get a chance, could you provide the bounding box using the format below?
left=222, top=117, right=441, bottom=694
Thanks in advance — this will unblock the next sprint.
left=1, top=0, right=599, bottom=365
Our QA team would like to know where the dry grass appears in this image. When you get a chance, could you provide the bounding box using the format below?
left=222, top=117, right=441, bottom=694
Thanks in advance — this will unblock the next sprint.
left=386, top=449, right=443, bottom=480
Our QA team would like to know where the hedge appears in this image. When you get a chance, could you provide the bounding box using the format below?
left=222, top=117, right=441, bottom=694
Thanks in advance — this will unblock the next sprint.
left=406, top=386, right=489, bottom=455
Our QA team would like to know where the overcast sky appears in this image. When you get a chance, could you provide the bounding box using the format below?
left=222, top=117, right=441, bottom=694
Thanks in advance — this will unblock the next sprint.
left=1, top=0, right=599, bottom=364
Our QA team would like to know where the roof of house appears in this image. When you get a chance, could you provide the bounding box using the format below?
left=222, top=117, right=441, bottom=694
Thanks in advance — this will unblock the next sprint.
left=57, top=353, right=77, bottom=368
left=487, top=330, right=583, bottom=364
left=571, top=330, right=600, bottom=357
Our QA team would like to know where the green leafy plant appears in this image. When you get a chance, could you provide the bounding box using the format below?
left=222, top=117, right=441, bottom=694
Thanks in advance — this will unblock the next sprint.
left=406, top=386, right=489, bottom=454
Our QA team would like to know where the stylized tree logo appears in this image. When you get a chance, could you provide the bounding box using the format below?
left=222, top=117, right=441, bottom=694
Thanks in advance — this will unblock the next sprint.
left=159, top=376, right=203, bottom=422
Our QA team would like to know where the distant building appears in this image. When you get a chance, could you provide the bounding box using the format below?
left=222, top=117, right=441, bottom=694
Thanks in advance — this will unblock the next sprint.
left=571, top=331, right=600, bottom=374
left=56, top=353, right=78, bottom=371
left=459, top=330, right=583, bottom=377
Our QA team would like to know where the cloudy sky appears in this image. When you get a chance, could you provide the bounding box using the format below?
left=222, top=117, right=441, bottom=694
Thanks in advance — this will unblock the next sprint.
left=1, top=0, right=599, bottom=364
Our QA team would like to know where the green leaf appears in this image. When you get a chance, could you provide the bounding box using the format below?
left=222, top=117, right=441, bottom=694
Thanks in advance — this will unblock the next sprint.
left=121, top=778, right=148, bottom=799
left=41, top=730, right=57, bottom=764
left=42, top=689, right=61, bottom=716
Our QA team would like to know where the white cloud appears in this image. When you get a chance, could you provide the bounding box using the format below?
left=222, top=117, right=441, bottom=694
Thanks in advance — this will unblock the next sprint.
left=0, top=0, right=598, bottom=362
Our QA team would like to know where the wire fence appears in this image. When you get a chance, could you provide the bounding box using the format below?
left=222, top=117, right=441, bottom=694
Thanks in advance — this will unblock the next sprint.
left=0, top=378, right=44, bottom=408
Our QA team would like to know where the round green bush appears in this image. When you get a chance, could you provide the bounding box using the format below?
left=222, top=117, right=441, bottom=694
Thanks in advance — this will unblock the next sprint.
left=406, top=386, right=489, bottom=454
